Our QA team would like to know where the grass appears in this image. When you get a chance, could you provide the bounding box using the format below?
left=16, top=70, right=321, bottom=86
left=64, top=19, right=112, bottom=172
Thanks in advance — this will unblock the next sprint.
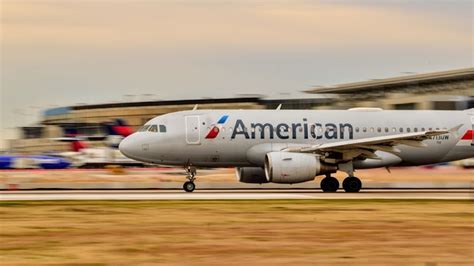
left=0, top=200, right=473, bottom=265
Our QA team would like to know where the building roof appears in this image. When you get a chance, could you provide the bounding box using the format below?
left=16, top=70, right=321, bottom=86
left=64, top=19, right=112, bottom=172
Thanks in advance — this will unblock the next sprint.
left=306, top=68, right=474, bottom=94
left=69, top=97, right=262, bottom=111
left=44, top=96, right=334, bottom=114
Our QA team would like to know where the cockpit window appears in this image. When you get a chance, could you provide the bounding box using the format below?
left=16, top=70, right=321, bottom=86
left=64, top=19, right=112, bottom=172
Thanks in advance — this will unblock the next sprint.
left=140, top=124, right=165, bottom=133
left=139, top=125, right=150, bottom=132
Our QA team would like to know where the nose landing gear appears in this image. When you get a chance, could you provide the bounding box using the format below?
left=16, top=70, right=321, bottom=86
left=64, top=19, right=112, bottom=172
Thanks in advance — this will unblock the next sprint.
left=183, top=181, right=195, bottom=192
left=183, top=166, right=197, bottom=192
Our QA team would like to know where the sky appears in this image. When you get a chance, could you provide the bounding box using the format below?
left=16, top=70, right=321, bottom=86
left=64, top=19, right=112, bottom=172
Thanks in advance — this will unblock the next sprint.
left=0, top=0, right=472, bottom=148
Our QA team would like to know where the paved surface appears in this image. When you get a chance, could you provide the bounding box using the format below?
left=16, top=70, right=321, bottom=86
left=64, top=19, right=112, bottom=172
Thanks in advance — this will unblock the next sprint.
left=1, top=166, right=472, bottom=190
left=1, top=181, right=473, bottom=190
left=1, top=189, right=473, bottom=200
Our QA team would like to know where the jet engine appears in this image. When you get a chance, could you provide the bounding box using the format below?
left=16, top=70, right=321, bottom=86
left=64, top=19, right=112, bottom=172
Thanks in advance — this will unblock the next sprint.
left=264, top=152, right=336, bottom=184
left=236, top=167, right=268, bottom=183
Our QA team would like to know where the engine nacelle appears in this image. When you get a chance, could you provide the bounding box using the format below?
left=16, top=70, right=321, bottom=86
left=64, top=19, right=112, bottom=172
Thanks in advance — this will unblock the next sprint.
left=265, top=152, right=336, bottom=184
left=236, top=167, right=269, bottom=183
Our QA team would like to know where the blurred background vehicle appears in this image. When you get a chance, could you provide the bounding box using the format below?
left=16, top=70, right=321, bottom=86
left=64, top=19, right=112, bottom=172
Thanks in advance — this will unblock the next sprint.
left=0, top=154, right=70, bottom=169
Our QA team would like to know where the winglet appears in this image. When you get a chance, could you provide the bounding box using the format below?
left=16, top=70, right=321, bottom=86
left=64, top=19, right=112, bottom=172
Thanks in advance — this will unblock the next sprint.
left=276, top=104, right=282, bottom=110
left=192, top=104, right=198, bottom=111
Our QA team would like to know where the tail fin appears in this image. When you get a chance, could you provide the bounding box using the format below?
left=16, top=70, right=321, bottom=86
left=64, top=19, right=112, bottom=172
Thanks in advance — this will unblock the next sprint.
left=103, top=119, right=133, bottom=137
left=115, top=118, right=127, bottom=126
left=71, top=140, right=87, bottom=152
left=64, top=128, right=78, bottom=137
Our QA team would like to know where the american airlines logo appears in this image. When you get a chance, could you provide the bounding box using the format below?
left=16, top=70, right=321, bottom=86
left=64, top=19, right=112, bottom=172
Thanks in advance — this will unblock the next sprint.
left=205, top=116, right=472, bottom=141
left=205, top=115, right=229, bottom=139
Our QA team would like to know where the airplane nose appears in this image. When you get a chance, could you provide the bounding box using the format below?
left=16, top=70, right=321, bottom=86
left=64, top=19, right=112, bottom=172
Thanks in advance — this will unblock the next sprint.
left=119, top=135, right=136, bottom=159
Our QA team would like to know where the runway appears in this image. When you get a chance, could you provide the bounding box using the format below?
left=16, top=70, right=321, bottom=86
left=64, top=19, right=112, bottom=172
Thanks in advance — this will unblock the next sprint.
left=1, top=189, right=472, bottom=200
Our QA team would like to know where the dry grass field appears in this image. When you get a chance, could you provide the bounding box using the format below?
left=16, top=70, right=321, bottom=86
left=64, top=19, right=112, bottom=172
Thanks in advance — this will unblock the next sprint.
left=0, top=200, right=473, bottom=265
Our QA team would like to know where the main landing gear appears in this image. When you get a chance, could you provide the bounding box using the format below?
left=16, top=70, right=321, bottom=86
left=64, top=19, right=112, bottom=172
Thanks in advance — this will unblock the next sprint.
left=320, top=175, right=362, bottom=193
left=320, top=175, right=339, bottom=192
left=183, top=166, right=197, bottom=192
left=321, top=161, right=362, bottom=193
left=342, top=176, right=362, bottom=193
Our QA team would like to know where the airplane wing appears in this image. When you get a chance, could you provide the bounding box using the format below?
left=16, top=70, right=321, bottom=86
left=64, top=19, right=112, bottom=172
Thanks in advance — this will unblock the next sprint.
left=283, top=128, right=456, bottom=161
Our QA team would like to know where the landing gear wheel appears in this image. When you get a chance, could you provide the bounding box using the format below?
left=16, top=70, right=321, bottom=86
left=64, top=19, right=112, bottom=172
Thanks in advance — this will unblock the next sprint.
left=342, top=177, right=362, bottom=193
left=182, top=165, right=197, bottom=192
left=321, top=176, right=339, bottom=192
left=183, top=181, right=196, bottom=192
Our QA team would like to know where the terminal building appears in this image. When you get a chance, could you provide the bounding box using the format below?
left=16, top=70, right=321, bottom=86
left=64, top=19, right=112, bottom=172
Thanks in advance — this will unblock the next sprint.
left=306, top=68, right=473, bottom=110
left=8, top=68, right=474, bottom=154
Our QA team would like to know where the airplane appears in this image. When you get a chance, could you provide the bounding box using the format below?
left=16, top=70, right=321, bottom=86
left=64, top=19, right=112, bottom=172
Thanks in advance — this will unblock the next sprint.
left=57, top=139, right=144, bottom=168
left=0, top=119, right=137, bottom=170
left=118, top=108, right=474, bottom=192
left=52, top=119, right=144, bottom=168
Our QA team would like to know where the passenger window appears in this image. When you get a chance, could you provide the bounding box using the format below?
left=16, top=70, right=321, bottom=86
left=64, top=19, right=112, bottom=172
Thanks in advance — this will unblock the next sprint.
left=407, top=128, right=411, bottom=133
left=414, top=128, right=418, bottom=132
left=149, top=125, right=158, bottom=132
left=392, top=127, right=396, bottom=133
left=355, top=127, right=359, bottom=133
left=421, top=128, right=425, bottom=132
left=399, top=128, right=403, bottom=133
left=159, top=125, right=167, bottom=133
left=370, top=127, right=374, bottom=133
left=377, top=127, right=382, bottom=133
left=363, top=127, right=367, bottom=133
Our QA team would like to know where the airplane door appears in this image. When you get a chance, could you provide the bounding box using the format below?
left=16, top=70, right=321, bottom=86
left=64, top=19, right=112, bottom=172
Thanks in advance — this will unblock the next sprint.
left=185, top=116, right=201, bottom=144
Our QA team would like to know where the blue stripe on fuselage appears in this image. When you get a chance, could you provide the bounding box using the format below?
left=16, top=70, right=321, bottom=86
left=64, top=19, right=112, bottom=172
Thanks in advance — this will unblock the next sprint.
left=217, top=115, right=229, bottom=124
